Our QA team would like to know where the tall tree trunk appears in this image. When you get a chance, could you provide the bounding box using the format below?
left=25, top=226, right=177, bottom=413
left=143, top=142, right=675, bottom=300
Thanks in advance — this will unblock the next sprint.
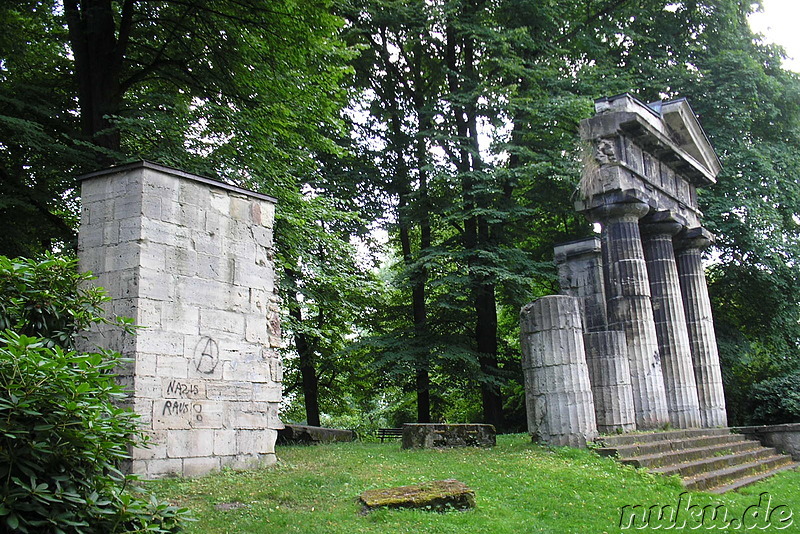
left=412, top=53, right=433, bottom=423
left=397, top=174, right=431, bottom=423
left=414, top=131, right=432, bottom=424
left=286, top=268, right=321, bottom=427
left=64, top=0, right=133, bottom=153
left=386, top=85, right=432, bottom=422
left=447, top=5, right=503, bottom=429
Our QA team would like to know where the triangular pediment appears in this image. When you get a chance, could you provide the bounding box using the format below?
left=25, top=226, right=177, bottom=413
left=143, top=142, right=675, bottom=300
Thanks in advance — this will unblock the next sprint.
left=651, top=98, right=721, bottom=181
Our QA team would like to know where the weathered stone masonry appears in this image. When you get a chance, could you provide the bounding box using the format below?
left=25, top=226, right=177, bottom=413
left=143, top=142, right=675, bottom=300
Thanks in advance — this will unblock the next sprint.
left=521, top=94, right=728, bottom=446
left=78, top=161, right=283, bottom=478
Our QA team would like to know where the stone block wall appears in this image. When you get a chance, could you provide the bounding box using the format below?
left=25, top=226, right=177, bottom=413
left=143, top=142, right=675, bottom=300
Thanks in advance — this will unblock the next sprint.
left=400, top=424, right=496, bottom=449
left=78, top=161, right=282, bottom=478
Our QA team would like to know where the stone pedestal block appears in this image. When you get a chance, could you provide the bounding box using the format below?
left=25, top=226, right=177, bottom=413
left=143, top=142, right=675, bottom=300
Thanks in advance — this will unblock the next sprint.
left=590, top=200, right=670, bottom=430
left=78, top=161, right=283, bottom=478
left=675, top=228, right=728, bottom=428
left=400, top=424, right=496, bottom=449
left=520, top=296, right=598, bottom=447
left=583, top=331, right=636, bottom=433
left=641, top=215, right=702, bottom=428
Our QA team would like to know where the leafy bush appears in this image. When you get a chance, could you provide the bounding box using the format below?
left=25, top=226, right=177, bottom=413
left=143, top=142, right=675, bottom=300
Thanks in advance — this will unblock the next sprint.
left=0, top=255, right=189, bottom=532
left=749, top=372, right=800, bottom=425
left=0, top=333, right=188, bottom=532
left=0, top=255, right=113, bottom=349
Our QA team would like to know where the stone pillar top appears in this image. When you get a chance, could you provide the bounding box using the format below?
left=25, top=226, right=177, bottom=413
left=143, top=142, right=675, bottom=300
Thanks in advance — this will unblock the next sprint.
left=640, top=211, right=686, bottom=237
left=554, top=236, right=602, bottom=264
left=78, top=160, right=278, bottom=204
left=675, top=226, right=715, bottom=251
left=585, top=195, right=651, bottom=223
left=520, top=295, right=583, bottom=334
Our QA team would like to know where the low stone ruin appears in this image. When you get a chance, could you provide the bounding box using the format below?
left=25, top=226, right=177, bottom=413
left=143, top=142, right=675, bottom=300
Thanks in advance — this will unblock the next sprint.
left=277, top=424, right=355, bottom=445
left=521, top=94, right=728, bottom=447
left=401, top=423, right=496, bottom=449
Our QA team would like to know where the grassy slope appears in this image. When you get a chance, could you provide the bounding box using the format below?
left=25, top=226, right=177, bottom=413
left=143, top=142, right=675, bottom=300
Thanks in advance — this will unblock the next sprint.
left=147, top=434, right=799, bottom=533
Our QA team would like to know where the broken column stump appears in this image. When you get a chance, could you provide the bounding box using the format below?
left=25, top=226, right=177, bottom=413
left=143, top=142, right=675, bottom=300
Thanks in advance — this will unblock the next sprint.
left=583, top=330, right=636, bottom=434
left=520, top=295, right=598, bottom=447
left=359, top=479, right=476, bottom=512
left=401, top=423, right=496, bottom=449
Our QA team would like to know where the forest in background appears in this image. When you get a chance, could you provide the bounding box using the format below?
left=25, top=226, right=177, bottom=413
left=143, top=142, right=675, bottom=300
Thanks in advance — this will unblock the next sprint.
left=2, top=0, right=799, bottom=431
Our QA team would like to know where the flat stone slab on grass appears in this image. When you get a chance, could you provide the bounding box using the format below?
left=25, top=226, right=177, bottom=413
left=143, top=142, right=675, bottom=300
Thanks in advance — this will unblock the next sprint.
left=401, top=423, right=496, bottom=449
left=359, top=479, right=475, bottom=512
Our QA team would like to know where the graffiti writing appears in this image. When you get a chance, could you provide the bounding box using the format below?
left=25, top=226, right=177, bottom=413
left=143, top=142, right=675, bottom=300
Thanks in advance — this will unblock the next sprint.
left=193, top=336, right=219, bottom=374
left=162, top=400, right=203, bottom=422
left=165, top=380, right=200, bottom=397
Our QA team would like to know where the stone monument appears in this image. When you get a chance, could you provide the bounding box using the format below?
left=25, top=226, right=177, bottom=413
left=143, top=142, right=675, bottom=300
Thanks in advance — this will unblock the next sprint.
left=521, top=94, right=728, bottom=446
left=78, top=161, right=283, bottom=478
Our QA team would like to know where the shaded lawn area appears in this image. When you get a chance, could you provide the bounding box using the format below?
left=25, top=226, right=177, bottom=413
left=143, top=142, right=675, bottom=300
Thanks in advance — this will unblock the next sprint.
left=146, top=434, right=799, bottom=533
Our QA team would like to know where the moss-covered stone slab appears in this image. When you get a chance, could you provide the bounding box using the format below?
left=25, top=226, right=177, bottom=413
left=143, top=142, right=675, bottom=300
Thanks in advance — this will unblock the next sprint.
left=359, top=479, right=476, bottom=512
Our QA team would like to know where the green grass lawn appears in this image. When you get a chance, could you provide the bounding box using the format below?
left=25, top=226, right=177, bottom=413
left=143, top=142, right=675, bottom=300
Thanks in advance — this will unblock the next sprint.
left=146, top=434, right=800, bottom=533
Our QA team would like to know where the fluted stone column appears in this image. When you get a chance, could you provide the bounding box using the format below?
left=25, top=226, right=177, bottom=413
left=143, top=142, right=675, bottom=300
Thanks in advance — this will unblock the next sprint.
left=641, top=214, right=702, bottom=428
left=520, top=296, right=598, bottom=447
left=554, top=237, right=608, bottom=332
left=675, top=228, right=728, bottom=428
left=583, top=331, right=636, bottom=433
left=589, top=200, right=670, bottom=430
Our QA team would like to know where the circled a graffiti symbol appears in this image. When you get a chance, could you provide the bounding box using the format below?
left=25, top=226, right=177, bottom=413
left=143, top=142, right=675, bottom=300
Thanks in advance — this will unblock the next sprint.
left=193, top=337, right=219, bottom=374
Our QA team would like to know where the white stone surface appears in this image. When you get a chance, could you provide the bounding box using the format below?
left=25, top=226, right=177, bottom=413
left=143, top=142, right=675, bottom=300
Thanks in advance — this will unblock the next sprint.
left=78, top=162, right=282, bottom=478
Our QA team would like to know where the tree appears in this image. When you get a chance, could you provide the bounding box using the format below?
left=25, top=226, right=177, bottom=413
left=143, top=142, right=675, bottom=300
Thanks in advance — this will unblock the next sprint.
left=2, top=1, right=380, bottom=426
left=344, top=0, right=446, bottom=423
left=1, top=0, right=352, bottom=254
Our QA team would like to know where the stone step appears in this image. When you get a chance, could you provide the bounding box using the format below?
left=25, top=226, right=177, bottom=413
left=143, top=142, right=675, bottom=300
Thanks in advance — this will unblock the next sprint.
left=596, top=433, right=749, bottom=459
left=683, top=455, right=796, bottom=492
left=597, top=427, right=731, bottom=447
left=706, top=463, right=799, bottom=494
left=595, top=428, right=797, bottom=493
left=620, top=440, right=764, bottom=469
left=650, top=447, right=779, bottom=477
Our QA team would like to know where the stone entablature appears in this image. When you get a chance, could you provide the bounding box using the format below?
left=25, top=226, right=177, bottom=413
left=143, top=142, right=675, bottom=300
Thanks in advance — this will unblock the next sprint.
left=578, top=93, right=721, bottom=230
left=78, top=161, right=283, bottom=478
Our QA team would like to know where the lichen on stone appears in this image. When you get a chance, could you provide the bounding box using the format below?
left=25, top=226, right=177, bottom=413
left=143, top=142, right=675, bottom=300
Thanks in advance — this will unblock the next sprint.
left=359, top=479, right=476, bottom=513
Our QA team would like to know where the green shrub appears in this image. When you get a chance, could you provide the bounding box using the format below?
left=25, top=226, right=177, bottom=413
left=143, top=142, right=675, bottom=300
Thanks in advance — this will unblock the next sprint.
left=0, top=255, right=189, bottom=532
left=0, top=332, right=188, bottom=532
left=0, top=255, right=116, bottom=349
left=749, top=372, right=800, bottom=425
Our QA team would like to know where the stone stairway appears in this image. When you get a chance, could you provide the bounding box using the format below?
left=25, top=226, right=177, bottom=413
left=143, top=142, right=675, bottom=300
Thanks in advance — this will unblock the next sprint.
left=594, top=428, right=798, bottom=494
